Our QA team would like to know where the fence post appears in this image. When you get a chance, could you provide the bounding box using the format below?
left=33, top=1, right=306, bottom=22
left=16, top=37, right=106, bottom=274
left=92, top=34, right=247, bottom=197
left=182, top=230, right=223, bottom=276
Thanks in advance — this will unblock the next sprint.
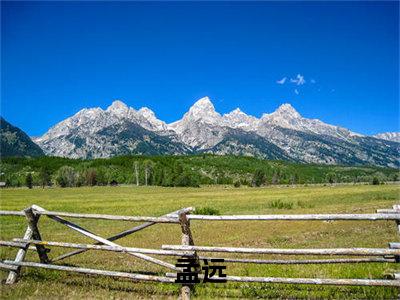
left=24, top=207, right=50, bottom=264
left=390, top=205, right=400, bottom=298
left=392, top=205, right=400, bottom=235
left=5, top=206, right=50, bottom=284
left=178, top=211, right=199, bottom=300
left=6, top=226, right=33, bottom=284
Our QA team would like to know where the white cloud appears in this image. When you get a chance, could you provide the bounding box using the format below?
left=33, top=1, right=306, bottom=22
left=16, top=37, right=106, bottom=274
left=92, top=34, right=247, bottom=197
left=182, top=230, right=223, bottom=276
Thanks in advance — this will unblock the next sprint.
left=294, top=89, right=299, bottom=95
left=310, top=79, right=316, bottom=84
left=290, top=74, right=306, bottom=86
left=276, top=77, right=287, bottom=84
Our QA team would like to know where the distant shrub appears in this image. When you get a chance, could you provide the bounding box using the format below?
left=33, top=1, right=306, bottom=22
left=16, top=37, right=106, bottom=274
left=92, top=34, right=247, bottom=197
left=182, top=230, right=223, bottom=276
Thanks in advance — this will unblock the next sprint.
left=252, top=169, right=266, bottom=187
left=240, top=179, right=250, bottom=186
left=392, top=173, right=399, bottom=182
left=233, top=181, right=241, bottom=188
left=84, top=168, right=97, bottom=186
left=39, top=167, right=51, bottom=188
left=268, top=200, right=294, bottom=209
left=55, top=166, right=77, bottom=187
left=195, top=206, right=220, bottom=215
left=297, top=200, right=315, bottom=209
left=174, top=172, right=200, bottom=187
left=372, top=177, right=380, bottom=185
left=25, top=173, right=33, bottom=189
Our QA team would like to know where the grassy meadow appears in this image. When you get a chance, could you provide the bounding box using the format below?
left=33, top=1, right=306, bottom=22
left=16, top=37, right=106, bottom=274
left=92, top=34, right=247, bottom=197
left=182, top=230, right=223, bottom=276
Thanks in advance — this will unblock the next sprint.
left=0, top=184, right=399, bottom=299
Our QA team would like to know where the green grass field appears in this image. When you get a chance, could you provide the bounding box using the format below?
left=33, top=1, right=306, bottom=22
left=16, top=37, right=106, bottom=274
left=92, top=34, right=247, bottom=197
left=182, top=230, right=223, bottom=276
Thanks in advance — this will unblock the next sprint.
left=0, top=184, right=399, bottom=299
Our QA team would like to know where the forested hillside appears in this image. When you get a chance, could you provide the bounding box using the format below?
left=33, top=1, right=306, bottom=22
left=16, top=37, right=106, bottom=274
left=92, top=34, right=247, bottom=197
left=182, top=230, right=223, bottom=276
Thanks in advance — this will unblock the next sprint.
left=0, top=117, right=44, bottom=157
left=1, top=155, right=398, bottom=188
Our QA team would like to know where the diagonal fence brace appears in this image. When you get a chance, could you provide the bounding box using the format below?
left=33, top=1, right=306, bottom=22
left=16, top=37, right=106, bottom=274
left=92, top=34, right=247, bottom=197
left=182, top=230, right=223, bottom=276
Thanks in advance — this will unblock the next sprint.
left=51, top=207, right=193, bottom=263
left=32, top=205, right=179, bottom=271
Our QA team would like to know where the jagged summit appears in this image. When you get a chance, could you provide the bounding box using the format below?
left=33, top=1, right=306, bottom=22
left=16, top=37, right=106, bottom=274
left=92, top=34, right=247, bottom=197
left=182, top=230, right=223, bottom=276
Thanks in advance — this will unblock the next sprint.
left=106, top=100, right=130, bottom=115
left=274, top=103, right=301, bottom=118
left=107, top=99, right=128, bottom=110
left=138, top=107, right=156, bottom=118
left=170, top=96, right=221, bottom=129
left=138, top=107, right=168, bottom=132
left=261, top=103, right=301, bottom=120
left=187, top=96, right=218, bottom=118
left=191, top=96, right=214, bottom=108
left=167, top=96, right=223, bottom=148
left=226, top=108, right=245, bottom=115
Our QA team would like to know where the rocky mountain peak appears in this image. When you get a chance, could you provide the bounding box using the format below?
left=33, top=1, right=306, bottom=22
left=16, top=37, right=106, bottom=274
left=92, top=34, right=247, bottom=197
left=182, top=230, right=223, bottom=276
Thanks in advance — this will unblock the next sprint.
left=166, top=97, right=222, bottom=147
left=260, top=103, right=301, bottom=125
left=227, top=108, right=245, bottom=116
left=106, top=100, right=130, bottom=115
left=138, top=107, right=156, bottom=118
left=274, top=103, right=301, bottom=118
left=188, top=96, right=216, bottom=113
left=181, top=96, right=221, bottom=124
left=138, top=107, right=168, bottom=131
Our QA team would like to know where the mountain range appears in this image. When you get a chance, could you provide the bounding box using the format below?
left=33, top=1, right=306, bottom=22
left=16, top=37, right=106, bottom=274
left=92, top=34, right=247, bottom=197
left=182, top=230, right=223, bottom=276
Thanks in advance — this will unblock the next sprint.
left=28, top=97, right=399, bottom=168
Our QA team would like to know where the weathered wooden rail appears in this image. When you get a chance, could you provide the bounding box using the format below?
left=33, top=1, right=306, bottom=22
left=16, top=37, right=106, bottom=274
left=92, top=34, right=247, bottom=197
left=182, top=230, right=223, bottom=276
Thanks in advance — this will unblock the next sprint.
left=162, top=244, right=400, bottom=256
left=0, top=204, right=399, bottom=299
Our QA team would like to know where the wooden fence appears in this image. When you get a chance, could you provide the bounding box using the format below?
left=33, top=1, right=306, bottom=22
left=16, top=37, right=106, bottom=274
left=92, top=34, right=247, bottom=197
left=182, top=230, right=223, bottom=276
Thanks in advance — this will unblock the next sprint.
left=1, top=204, right=400, bottom=299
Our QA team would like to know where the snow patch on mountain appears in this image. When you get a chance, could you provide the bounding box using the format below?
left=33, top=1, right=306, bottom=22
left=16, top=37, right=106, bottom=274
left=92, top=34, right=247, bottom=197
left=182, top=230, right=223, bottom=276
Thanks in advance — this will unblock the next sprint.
left=373, top=132, right=400, bottom=142
left=222, top=108, right=259, bottom=131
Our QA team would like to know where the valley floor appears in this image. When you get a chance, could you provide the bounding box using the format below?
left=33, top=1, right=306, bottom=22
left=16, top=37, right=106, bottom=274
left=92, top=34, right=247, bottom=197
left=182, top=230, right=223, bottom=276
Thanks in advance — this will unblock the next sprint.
left=0, top=184, right=399, bottom=299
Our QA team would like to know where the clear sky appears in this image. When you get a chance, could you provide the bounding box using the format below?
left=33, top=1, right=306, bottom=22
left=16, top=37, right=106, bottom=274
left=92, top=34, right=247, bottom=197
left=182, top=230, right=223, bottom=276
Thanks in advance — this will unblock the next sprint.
left=1, top=1, right=399, bottom=136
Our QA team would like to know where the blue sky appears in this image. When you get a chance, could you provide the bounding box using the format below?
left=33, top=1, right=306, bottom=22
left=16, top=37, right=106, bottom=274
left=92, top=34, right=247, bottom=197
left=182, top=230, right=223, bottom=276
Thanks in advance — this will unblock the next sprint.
left=1, top=1, right=399, bottom=136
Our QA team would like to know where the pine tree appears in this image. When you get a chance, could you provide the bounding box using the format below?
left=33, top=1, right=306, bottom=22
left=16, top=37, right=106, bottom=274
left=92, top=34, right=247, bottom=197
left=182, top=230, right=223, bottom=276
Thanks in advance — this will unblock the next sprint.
left=25, top=173, right=33, bottom=189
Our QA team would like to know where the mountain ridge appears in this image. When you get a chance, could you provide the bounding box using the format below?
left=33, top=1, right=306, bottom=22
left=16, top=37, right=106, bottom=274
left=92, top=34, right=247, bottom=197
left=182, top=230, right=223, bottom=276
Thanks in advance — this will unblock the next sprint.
left=32, top=97, right=399, bottom=167
left=373, top=132, right=400, bottom=143
left=0, top=117, right=45, bottom=157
